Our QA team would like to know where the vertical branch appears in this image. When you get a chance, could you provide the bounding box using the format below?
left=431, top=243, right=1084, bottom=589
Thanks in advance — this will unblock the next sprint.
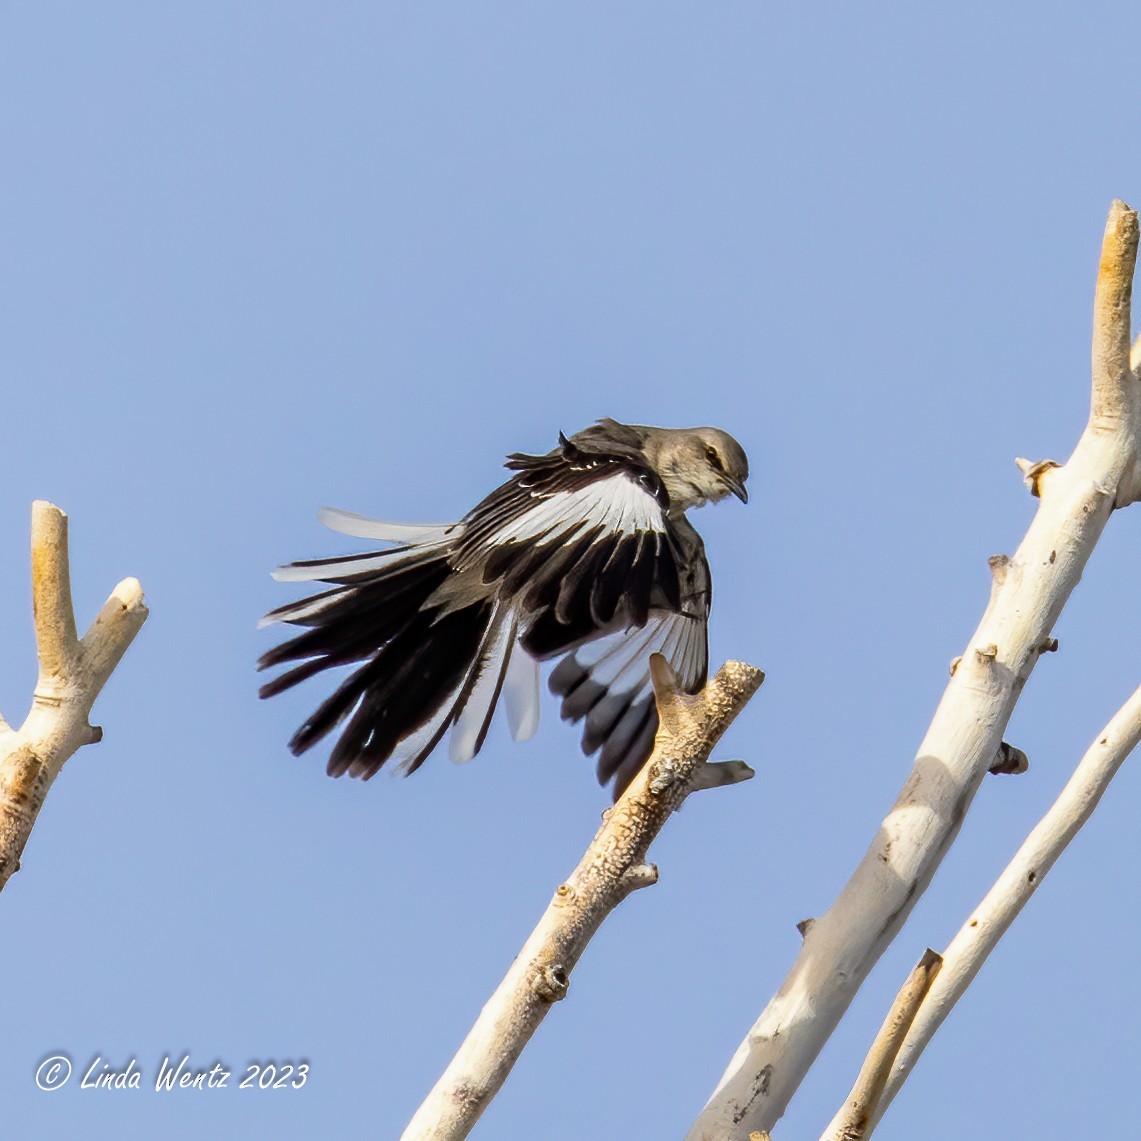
left=1090, top=200, right=1139, bottom=429
left=0, top=502, right=148, bottom=891
left=30, top=503, right=79, bottom=681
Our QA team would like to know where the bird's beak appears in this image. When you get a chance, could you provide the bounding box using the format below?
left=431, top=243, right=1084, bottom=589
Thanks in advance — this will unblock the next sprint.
left=723, top=477, right=749, bottom=504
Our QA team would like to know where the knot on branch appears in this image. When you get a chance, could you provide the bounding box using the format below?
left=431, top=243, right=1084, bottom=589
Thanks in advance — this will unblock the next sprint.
left=618, top=863, right=658, bottom=898
left=989, top=741, right=1029, bottom=776
left=649, top=757, right=682, bottom=796
left=986, top=553, right=1016, bottom=607
left=1014, top=457, right=1060, bottom=498
left=988, top=554, right=1010, bottom=586
left=532, top=963, right=569, bottom=1003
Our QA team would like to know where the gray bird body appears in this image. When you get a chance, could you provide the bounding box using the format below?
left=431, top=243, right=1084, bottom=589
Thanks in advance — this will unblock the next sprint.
left=259, top=418, right=748, bottom=797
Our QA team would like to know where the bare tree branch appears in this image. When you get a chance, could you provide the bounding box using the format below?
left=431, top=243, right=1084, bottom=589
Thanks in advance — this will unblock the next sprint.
left=30, top=503, right=79, bottom=679
left=1091, top=201, right=1139, bottom=430
left=863, top=681, right=1141, bottom=1129
left=822, top=950, right=943, bottom=1141
left=688, top=200, right=1141, bottom=1139
left=401, top=656, right=763, bottom=1141
left=0, top=502, right=148, bottom=892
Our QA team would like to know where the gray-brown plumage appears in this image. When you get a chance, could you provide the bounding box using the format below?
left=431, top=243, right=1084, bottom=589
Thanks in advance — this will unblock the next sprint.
left=259, top=418, right=748, bottom=798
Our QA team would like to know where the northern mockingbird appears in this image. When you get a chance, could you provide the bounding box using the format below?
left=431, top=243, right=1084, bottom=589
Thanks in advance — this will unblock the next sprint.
left=259, top=418, right=749, bottom=798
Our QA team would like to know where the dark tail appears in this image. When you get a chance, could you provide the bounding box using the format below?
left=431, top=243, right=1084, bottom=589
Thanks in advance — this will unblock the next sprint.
left=259, top=538, right=508, bottom=779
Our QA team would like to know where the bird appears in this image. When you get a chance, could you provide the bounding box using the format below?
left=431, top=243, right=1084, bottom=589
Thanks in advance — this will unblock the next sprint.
left=258, top=418, right=749, bottom=799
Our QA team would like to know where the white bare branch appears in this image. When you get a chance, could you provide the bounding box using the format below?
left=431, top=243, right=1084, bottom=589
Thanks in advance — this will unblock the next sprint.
left=822, top=949, right=943, bottom=1141
left=0, top=502, right=148, bottom=891
left=860, top=681, right=1141, bottom=1130
left=688, top=201, right=1141, bottom=1138
left=401, top=656, right=764, bottom=1141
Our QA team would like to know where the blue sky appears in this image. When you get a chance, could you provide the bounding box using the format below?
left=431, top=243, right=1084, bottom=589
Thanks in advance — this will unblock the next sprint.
left=2, top=3, right=1138, bottom=1138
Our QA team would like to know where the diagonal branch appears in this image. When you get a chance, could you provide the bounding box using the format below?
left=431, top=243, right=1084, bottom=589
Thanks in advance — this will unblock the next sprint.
left=688, top=200, right=1141, bottom=1138
left=400, top=656, right=763, bottom=1141
left=822, top=949, right=943, bottom=1141
left=862, top=681, right=1141, bottom=1130
left=0, top=502, right=148, bottom=892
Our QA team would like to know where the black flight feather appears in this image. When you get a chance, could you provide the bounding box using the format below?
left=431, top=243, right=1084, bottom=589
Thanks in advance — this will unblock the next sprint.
left=260, top=417, right=730, bottom=799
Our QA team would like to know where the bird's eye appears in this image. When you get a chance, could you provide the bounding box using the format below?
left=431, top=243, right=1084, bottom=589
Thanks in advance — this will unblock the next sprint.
left=704, top=444, right=724, bottom=471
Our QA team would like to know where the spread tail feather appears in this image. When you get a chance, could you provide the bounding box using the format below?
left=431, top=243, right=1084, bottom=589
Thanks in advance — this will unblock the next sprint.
left=260, top=531, right=537, bottom=778
left=318, top=598, right=498, bottom=778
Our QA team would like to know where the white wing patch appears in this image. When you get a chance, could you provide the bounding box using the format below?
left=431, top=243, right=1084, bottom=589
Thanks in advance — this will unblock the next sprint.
left=492, top=472, right=666, bottom=547
left=562, top=611, right=704, bottom=695
left=583, top=621, right=667, bottom=693
left=549, top=608, right=707, bottom=789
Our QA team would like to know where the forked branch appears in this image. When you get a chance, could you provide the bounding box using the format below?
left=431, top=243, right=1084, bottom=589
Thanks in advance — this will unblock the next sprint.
left=689, top=201, right=1141, bottom=1138
left=0, top=502, right=148, bottom=892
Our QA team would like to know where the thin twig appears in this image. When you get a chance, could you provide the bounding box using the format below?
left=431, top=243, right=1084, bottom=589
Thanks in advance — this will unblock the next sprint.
left=822, top=950, right=942, bottom=1141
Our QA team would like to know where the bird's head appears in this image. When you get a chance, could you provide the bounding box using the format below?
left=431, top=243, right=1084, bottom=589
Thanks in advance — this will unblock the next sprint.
left=650, top=426, right=750, bottom=514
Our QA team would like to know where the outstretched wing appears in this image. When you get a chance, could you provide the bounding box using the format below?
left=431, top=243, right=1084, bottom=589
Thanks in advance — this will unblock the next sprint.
left=260, top=422, right=711, bottom=792
left=451, top=428, right=710, bottom=796
left=548, top=608, right=708, bottom=796
left=452, top=430, right=685, bottom=656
